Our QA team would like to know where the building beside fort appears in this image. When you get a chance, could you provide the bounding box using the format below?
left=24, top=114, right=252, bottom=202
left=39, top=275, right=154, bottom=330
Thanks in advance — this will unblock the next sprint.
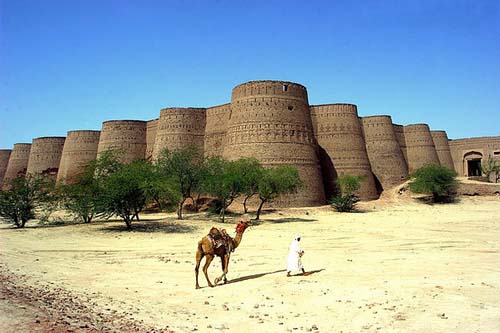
left=1, top=80, right=499, bottom=204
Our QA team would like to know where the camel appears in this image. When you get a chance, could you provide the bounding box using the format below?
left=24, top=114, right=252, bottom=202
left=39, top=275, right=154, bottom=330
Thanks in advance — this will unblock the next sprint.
left=195, top=220, right=251, bottom=289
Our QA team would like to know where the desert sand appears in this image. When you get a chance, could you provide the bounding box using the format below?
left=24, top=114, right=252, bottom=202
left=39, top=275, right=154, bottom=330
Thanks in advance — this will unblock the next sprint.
left=1, top=193, right=499, bottom=333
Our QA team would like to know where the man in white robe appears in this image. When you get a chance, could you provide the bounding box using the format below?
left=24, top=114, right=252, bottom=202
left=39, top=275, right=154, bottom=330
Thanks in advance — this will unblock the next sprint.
left=287, top=234, right=306, bottom=276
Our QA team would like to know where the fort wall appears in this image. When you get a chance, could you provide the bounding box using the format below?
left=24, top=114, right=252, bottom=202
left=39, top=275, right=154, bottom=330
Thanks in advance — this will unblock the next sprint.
left=26, top=137, right=66, bottom=180
left=152, top=108, right=206, bottom=160
left=403, top=124, right=440, bottom=172
left=393, top=124, right=408, bottom=164
left=430, top=131, right=455, bottom=170
left=0, top=149, right=12, bottom=188
left=310, top=103, right=378, bottom=199
left=449, top=136, right=500, bottom=178
left=361, top=116, right=408, bottom=190
left=205, top=103, right=231, bottom=158
left=146, top=119, right=158, bottom=161
left=57, top=130, right=100, bottom=184
left=2, top=143, right=31, bottom=189
left=97, top=120, right=147, bottom=164
left=223, top=81, right=325, bottom=206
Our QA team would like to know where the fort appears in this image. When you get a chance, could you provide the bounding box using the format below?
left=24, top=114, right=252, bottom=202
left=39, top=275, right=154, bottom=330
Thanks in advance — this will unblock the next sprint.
left=2, top=80, right=500, bottom=203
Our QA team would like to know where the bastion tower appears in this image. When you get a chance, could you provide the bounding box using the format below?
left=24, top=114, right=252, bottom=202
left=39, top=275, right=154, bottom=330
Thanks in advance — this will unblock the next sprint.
left=223, top=81, right=325, bottom=206
left=97, top=120, right=147, bottom=164
left=431, top=130, right=455, bottom=170
left=361, top=116, right=409, bottom=190
left=57, top=130, right=100, bottom=183
left=310, top=104, right=378, bottom=200
left=403, top=124, right=440, bottom=173
left=0, top=149, right=12, bottom=188
left=152, top=108, right=206, bottom=160
left=2, top=143, right=31, bottom=189
left=26, top=137, right=66, bottom=180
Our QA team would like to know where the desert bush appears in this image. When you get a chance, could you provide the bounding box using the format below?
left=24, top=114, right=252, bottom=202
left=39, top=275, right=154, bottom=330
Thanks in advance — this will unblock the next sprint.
left=409, top=164, right=458, bottom=202
left=481, top=155, right=500, bottom=183
left=330, top=175, right=364, bottom=212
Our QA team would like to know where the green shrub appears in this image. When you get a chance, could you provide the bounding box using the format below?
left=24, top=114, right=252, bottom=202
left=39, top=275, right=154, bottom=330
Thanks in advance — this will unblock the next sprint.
left=330, top=175, right=365, bottom=212
left=409, top=164, right=458, bottom=202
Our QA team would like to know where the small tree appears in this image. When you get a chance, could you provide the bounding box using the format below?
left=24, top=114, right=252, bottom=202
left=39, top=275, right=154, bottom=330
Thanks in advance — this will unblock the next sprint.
left=409, top=164, right=458, bottom=202
left=235, top=158, right=265, bottom=214
left=330, top=175, right=364, bottom=212
left=0, top=176, right=53, bottom=228
left=101, top=159, right=152, bottom=229
left=156, top=146, right=204, bottom=220
left=255, top=166, right=302, bottom=220
left=481, top=155, right=500, bottom=183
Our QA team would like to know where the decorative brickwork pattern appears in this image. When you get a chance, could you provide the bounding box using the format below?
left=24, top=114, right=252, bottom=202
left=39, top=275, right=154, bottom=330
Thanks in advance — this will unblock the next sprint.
left=205, top=104, right=230, bottom=157
left=97, top=120, right=147, bottom=164
left=403, top=124, right=440, bottom=173
left=430, top=131, right=455, bottom=171
left=224, top=81, right=325, bottom=207
left=57, top=130, right=100, bottom=184
left=311, top=104, right=378, bottom=200
left=152, top=108, right=206, bottom=160
left=145, top=119, right=158, bottom=161
left=0, top=149, right=12, bottom=188
left=26, top=137, right=65, bottom=181
left=361, top=116, right=408, bottom=190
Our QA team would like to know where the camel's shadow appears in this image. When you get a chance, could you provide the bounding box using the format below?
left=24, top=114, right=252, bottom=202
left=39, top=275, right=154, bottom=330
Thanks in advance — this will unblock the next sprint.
left=226, top=269, right=286, bottom=284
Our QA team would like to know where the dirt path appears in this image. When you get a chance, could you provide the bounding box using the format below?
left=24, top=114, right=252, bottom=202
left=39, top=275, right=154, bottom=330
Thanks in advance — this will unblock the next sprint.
left=1, top=196, right=500, bottom=332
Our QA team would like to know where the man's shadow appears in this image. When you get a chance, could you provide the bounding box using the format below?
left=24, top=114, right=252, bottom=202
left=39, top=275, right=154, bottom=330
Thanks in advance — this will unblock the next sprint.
left=226, top=268, right=325, bottom=284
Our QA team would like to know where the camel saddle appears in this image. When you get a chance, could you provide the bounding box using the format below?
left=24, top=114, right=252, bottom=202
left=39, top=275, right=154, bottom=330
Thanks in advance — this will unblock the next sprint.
left=207, top=227, right=234, bottom=253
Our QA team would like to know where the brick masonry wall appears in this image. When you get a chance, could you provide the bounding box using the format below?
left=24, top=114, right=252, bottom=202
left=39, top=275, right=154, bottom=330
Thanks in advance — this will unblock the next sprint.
left=0, top=149, right=12, bottom=188
left=26, top=137, right=66, bottom=181
left=403, top=124, right=440, bottom=173
left=204, top=103, right=230, bottom=158
left=431, top=130, right=455, bottom=170
left=57, top=130, right=100, bottom=184
left=97, top=120, right=147, bottom=164
left=311, top=103, right=378, bottom=200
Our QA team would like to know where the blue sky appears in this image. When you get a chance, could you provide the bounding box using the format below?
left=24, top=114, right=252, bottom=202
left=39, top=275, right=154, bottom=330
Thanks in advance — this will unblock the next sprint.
left=1, top=0, right=499, bottom=148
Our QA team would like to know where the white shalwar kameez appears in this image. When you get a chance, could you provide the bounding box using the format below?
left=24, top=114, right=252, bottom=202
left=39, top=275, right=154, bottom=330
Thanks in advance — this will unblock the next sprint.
left=287, top=235, right=304, bottom=273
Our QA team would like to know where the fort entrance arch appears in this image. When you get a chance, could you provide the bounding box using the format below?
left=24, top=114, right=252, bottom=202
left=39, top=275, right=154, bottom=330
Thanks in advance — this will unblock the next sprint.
left=464, top=151, right=483, bottom=177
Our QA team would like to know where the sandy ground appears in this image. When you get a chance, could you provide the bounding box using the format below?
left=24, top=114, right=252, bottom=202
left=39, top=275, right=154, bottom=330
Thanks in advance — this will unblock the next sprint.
left=1, top=194, right=500, bottom=333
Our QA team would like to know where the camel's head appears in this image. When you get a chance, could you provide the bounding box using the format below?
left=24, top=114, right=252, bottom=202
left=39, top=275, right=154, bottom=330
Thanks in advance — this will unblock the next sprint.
left=235, top=220, right=251, bottom=233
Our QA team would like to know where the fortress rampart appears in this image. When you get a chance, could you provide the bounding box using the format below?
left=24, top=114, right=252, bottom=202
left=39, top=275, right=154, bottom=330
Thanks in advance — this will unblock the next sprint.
left=0, top=149, right=12, bottom=188
left=97, top=120, right=147, bottom=164
left=224, top=81, right=325, bottom=207
left=26, top=137, right=66, bottom=180
left=153, top=108, right=206, bottom=160
left=2, top=80, right=499, bottom=205
left=57, top=130, right=100, bottom=184
left=431, top=131, right=455, bottom=170
left=403, top=124, right=440, bottom=173
left=311, top=104, right=377, bottom=199
left=2, top=143, right=31, bottom=189
left=361, top=116, right=408, bottom=190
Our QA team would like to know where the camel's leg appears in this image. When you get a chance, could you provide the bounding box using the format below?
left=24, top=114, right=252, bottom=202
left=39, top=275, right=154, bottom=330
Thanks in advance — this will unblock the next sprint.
left=195, top=249, right=204, bottom=289
left=215, top=254, right=230, bottom=285
left=203, top=254, right=215, bottom=287
left=223, top=254, right=230, bottom=284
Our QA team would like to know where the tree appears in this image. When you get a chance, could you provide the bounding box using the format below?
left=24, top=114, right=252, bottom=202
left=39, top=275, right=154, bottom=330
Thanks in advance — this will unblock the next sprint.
left=330, top=175, right=364, bottom=212
left=156, top=146, right=204, bottom=220
left=409, top=164, right=458, bottom=202
left=139, top=162, right=180, bottom=211
left=101, top=159, right=152, bottom=229
left=255, top=166, right=303, bottom=220
left=202, top=157, right=244, bottom=222
left=234, top=158, right=265, bottom=214
left=481, top=155, right=500, bottom=183
left=0, top=176, right=53, bottom=228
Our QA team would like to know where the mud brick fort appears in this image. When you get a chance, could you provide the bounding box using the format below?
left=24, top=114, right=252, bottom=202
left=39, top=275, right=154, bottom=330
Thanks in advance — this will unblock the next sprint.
left=1, top=80, right=499, bottom=206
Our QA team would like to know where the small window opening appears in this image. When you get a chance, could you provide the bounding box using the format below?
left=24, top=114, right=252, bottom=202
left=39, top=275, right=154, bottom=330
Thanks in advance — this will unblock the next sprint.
left=282, top=84, right=288, bottom=92
left=494, top=151, right=500, bottom=155
left=288, top=105, right=294, bottom=111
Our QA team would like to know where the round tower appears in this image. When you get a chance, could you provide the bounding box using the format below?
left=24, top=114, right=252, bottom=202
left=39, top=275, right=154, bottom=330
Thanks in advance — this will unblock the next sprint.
left=205, top=103, right=231, bottom=158
left=361, top=116, right=409, bottom=190
left=431, top=130, right=455, bottom=171
left=223, top=80, right=325, bottom=207
left=403, top=124, right=440, bottom=172
left=310, top=104, right=378, bottom=200
left=145, top=118, right=158, bottom=161
left=26, top=137, right=66, bottom=180
left=97, top=120, right=147, bottom=164
left=392, top=124, right=408, bottom=164
left=0, top=149, right=12, bottom=188
left=2, top=143, right=31, bottom=189
left=57, top=130, right=100, bottom=184
left=152, top=108, right=206, bottom=160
